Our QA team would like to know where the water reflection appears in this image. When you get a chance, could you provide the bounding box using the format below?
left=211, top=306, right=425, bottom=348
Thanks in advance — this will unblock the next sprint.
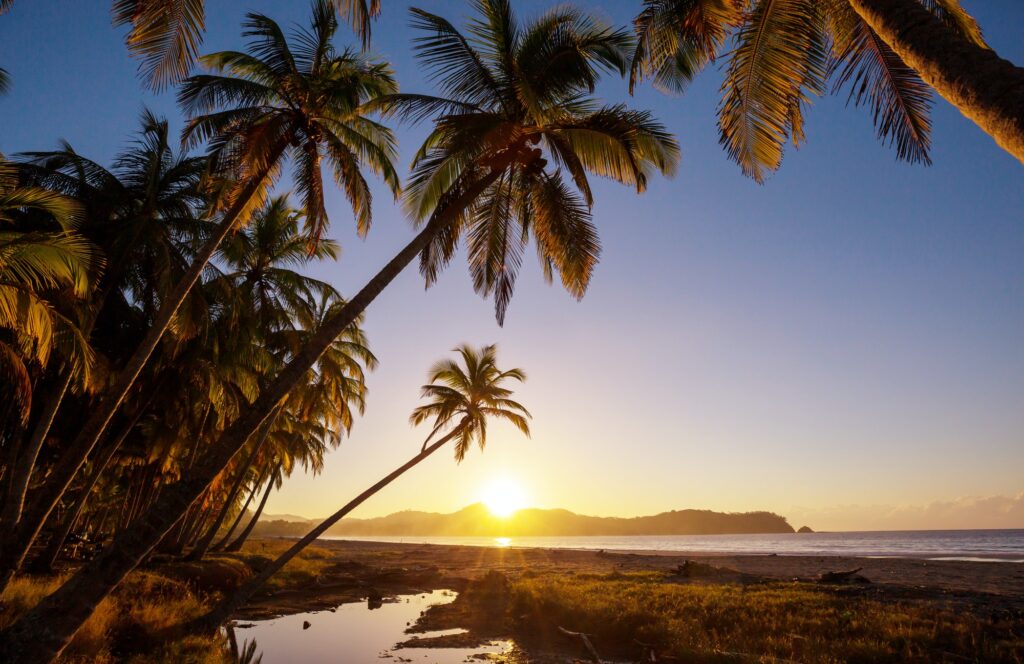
left=494, top=537, right=511, bottom=547
left=232, top=589, right=511, bottom=663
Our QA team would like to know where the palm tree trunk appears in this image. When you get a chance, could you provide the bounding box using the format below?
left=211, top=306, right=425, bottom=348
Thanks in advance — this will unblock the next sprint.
left=186, top=414, right=277, bottom=561
left=0, top=163, right=508, bottom=664
left=224, top=468, right=277, bottom=553
left=0, top=373, right=72, bottom=535
left=28, top=407, right=144, bottom=574
left=848, top=0, right=1024, bottom=164
left=212, top=482, right=259, bottom=552
left=198, top=422, right=467, bottom=629
left=0, top=150, right=286, bottom=589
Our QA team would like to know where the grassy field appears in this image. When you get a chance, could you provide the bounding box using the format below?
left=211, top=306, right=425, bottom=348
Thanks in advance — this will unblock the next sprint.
left=417, top=570, right=1024, bottom=663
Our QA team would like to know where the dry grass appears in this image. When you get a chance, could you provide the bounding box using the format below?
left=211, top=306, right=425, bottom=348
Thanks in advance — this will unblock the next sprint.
left=0, top=572, right=228, bottom=664
left=0, top=575, right=118, bottom=662
left=219, top=539, right=336, bottom=591
left=506, top=572, right=1024, bottom=663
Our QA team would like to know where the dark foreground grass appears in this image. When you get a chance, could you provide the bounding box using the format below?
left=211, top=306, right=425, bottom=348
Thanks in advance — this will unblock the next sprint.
left=417, top=571, right=1024, bottom=663
left=0, top=540, right=335, bottom=663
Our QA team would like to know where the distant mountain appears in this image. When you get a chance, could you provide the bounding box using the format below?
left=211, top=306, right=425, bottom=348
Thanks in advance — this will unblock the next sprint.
left=252, top=503, right=794, bottom=538
left=260, top=513, right=318, bottom=523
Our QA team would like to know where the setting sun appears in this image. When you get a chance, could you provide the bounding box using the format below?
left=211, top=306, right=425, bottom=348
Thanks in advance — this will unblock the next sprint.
left=481, top=478, right=527, bottom=518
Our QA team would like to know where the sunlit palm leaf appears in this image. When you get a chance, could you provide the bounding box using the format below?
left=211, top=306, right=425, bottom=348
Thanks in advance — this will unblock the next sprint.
left=919, top=0, right=987, bottom=49
left=829, top=2, right=932, bottom=165
left=113, top=0, right=206, bottom=91
left=718, top=0, right=827, bottom=183
left=333, top=0, right=380, bottom=48
left=630, top=0, right=740, bottom=94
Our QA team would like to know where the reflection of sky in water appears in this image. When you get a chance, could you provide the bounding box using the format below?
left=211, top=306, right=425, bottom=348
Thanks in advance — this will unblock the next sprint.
left=233, top=590, right=510, bottom=663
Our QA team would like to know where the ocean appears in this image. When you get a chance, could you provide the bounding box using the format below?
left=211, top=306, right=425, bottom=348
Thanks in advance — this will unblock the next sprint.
left=323, top=529, right=1024, bottom=562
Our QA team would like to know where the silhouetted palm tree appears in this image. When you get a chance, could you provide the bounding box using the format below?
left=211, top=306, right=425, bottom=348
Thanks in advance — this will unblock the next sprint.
left=0, top=1, right=400, bottom=593
left=196, top=343, right=528, bottom=629
left=0, top=3, right=675, bottom=660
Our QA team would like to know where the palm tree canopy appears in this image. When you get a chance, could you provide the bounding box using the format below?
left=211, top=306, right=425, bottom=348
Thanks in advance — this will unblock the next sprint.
left=179, top=0, right=400, bottom=247
left=629, top=0, right=990, bottom=182
left=410, top=343, right=529, bottom=462
left=372, top=0, right=680, bottom=323
left=112, top=0, right=382, bottom=91
left=0, top=157, right=97, bottom=420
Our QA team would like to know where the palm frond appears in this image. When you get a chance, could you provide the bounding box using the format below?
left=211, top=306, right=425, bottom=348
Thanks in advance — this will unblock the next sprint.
left=113, top=0, right=206, bottom=91
left=718, top=0, right=828, bottom=183
left=829, top=3, right=932, bottom=164
left=918, top=0, right=987, bottom=48
left=629, top=0, right=740, bottom=94
left=333, top=0, right=381, bottom=48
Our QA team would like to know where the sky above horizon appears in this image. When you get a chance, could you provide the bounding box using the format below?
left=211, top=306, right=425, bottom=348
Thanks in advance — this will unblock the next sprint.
left=2, top=1, right=1022, bottom=532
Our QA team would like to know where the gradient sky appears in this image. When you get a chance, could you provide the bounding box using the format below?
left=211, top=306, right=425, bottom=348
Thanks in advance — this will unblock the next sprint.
left=2, top=1, right=1022, bottom=531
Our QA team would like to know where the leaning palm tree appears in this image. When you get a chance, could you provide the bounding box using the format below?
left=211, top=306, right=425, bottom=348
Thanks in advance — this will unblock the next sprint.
left=0, top=0, right=401, bottom=593
left=0, top=112, right=207, bottom=588
left=630, top=0, right=1024, bottom=179
left=0, top=4, right=675, bottom=660
left=195, top=343, right=528, bottom=629
left=0, top=158, right=96, bottom=545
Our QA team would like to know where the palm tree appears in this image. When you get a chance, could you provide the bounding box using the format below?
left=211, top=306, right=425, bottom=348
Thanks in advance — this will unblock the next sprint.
left=0, top=0, right=401, bottom=592
left=0, top=157, right=97, bottom=548
left=629, top=0, right=1024, bottom=180
left=0, top=158, right=94, bottom=422
left=846, top=0, right=1024, bottom=165
left=0, top=113, right=207, bottom=587
left=195, top=343, right=528, bottom=629
left=0, top=3, right=676, bottom=660
left=186, top=202, right=372, bottom=561
left=112, top=0, right=382, bottom=90
left=0, top=0, right=383, bottom=92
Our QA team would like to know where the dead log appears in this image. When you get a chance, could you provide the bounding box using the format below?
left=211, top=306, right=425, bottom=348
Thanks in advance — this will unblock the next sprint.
left=558, top=626, right=605, bottom=663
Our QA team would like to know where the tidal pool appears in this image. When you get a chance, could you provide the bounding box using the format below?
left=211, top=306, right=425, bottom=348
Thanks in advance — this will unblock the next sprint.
left=231, top=589, right=511, bottom=663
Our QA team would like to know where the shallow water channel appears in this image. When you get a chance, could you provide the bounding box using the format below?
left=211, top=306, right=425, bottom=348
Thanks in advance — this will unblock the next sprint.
left=231, top=589, right=512, bottom=663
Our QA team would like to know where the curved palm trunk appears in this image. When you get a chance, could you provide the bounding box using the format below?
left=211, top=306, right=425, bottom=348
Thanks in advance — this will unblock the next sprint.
left=186, top=415, right=277, bottom=561
left=848, top=0, right=1024, bottom=165
left=212, top=482, right=259, bottom=552
left=0, top=373, right=72, bottom=535
left=0, top=150, right=284, bottom=590
left=0, top=163, right=506, bottom=664
left=223, top=469, right=277, bottom=552
left=198, top=422, right=467, bottom=629
left=29, top=410, right=144, bottom=574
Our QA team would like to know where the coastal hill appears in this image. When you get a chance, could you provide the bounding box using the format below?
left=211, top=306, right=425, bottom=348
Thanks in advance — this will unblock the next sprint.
left=252, top=504, right=795, bottom=538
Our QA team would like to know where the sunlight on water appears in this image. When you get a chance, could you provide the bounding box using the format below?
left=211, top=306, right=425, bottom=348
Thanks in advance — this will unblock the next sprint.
left=232, top=590, right=511, bottom=663
left=494, top=537, right=511, bottom=547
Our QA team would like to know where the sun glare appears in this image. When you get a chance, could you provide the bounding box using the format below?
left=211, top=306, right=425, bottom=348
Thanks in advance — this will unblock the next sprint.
left=482, top=478, right=527, bottom=518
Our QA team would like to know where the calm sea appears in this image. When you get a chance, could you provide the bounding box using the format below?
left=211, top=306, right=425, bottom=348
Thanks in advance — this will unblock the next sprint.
left=323, top=529, right=1024, bottom=562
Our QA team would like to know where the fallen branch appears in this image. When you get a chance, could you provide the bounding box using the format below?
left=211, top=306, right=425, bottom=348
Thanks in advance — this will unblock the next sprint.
left=558, top=626, right=605, bottom=663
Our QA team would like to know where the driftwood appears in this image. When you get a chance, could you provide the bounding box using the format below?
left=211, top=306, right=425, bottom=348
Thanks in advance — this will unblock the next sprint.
left=816, top=567, right=869, bottom=584
left=558, top=626, right=605, bottom=663
left=635, top=638, right=659, bottom=662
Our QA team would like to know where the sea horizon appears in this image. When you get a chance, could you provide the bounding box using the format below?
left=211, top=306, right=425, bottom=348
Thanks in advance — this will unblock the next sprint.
left=317, top=529, right=1024, bottom=562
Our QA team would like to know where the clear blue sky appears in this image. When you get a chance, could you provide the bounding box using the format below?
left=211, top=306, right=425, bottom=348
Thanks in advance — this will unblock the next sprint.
left=2, top=1, right=1022, bottom=530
